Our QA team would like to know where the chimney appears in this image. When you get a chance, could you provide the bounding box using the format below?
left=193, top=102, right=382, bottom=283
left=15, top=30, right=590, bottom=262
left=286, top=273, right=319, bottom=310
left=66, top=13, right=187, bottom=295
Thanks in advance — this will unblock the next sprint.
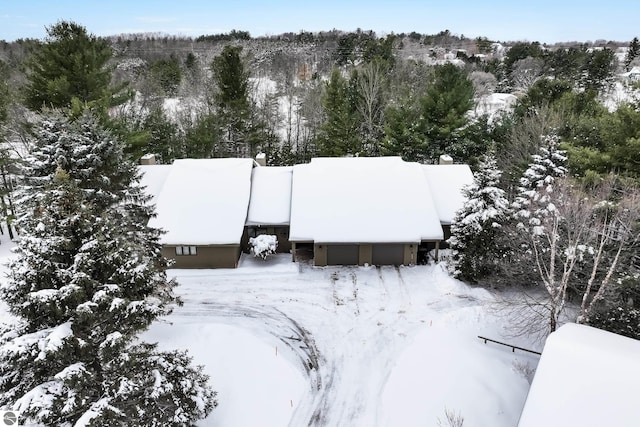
left=439, top=154, right=453, bottom=165
left=140, top=154, right=156, bottom=165
left=255, top=152, right=266, bottom=167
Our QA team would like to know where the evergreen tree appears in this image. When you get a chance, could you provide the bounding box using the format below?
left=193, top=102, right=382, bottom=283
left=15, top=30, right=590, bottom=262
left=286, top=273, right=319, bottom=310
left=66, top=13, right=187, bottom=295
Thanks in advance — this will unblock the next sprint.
left=384, top=64, right=474, bottom=163
left=0, top=113, right=216, bottom=425
left=624, top=37, right=640, bottom=70
left=183, top=112, right=223, bottom=159
left=512, top=133, right=568, bottom=229
left=0, top=59, right=9, bottom=124
left=211, top=45, right=252, bottom=157
left=504, top=42, right=543, bottom=72
left=382, top=99, right=424, bottom=161
left=0, top=60, right=15, bottom=237
left=24, top=21, right=123, bottom=114
left=420, top=63, right=474, bottom=161
left=128, top=106, right=181, bottom=164
left=149, top=55, right=182, bottom=97
left=315, top=68, right=361, bottom=156
left=543, top=46, right=587, bottom=82
left=580, top=48, right=616, bottom=92
left=448, top=154, right=511, bottom=282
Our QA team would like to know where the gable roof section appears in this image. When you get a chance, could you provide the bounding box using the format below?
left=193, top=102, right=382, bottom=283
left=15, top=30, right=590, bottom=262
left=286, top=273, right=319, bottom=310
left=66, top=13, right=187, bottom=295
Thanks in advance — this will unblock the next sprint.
left=148, top=158, right=254, bottom=245
left=289, top=157, right=443, bottom=243
left=422, top=164, right=474, bottom=225
left=138, top=164, right=172, bottom=205
left=246, top=166, right=293, bottom=226
left=518, top=323, right=640, bottom=427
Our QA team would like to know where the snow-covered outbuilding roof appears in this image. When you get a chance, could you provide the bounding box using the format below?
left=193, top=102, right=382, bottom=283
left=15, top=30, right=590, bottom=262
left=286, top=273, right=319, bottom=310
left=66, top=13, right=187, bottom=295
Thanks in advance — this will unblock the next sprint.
left=138, top=165, right=172, bottom=205
left=474, top=93, right=518, bottom=118
left=289, top=157, right=444, bottom=243
left=620, top=66, right=640, bottom=80
left=422, top=164, right=474, bottom=225
left=518, top=323, right=640, bottom=427
left=148, top=158, right=254, bottom=245
left=246, top=166, right=293, bottom=226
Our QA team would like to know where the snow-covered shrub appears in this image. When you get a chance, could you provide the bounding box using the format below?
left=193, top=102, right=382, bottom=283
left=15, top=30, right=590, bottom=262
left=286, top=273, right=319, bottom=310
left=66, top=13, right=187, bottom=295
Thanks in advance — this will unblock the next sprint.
left=249, top=234, right=278, bottom=260
left=512, top=359, right=536, bottom=384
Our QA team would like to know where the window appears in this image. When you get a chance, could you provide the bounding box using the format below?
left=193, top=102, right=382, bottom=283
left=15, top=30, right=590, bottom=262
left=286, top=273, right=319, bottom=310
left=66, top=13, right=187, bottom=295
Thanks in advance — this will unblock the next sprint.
left=175, top=246, right=197, bottom=256
left=248, top=227, right=267, bottom=238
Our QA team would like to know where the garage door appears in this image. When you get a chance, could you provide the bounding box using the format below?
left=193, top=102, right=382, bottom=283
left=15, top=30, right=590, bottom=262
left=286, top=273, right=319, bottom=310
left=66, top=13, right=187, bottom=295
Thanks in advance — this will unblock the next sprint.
left=372, top=244, right=405, bottom=265
left=327, top=245, right=359, bottom=265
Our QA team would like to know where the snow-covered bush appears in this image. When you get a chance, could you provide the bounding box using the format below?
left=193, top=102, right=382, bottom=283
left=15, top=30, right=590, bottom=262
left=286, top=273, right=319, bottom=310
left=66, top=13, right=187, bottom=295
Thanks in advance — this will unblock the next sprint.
left=249, top=234, right=278, bottom=259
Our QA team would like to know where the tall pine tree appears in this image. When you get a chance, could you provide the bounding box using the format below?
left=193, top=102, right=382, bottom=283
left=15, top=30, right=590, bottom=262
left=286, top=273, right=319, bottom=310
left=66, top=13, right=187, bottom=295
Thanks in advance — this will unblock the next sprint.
left=24, top=21, right=125, bottom=115
left=211, top=45, right=252, bottom=157
left=0, top=113, right=216, bottom=425
left=315, top=68, right=361, bottom=156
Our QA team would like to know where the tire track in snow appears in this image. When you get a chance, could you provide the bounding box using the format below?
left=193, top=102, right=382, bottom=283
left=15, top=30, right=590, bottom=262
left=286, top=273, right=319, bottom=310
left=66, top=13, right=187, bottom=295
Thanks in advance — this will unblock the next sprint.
left=172, top=300, right=324, bottom=392
left=167, top=263, right=482, bottom=426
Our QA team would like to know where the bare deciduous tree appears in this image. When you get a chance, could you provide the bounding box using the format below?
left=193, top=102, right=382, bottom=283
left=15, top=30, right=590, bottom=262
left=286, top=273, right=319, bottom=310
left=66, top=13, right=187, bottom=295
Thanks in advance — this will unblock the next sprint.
left=510, top=57, right=544, bottom=93
left=469, top=70, right=497, bottom=98
left=354, top=61, right=386, bottom=155
left=511, top=175, right=640, bottom=336
left=496, top=107, right=566, bottom=198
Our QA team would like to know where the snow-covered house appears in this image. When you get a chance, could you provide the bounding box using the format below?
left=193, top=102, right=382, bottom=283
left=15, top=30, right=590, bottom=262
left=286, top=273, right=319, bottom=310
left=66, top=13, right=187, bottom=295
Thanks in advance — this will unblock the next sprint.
left=140, top=156, right=474, bottom=268
left=289, top=157, right=445, bottom=266
left=473, top=93, right=518, bottom=120
left=147, top=158, right=255, bottom=268
left=242, top=166, right=293, bottom=254
left=517, top=323, right=640, bottom=427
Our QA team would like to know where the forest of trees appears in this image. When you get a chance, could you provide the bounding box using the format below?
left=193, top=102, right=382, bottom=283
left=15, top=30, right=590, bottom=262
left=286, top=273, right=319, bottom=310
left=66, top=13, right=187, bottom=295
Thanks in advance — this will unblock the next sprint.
left=0, top=21, right=639, bottom=423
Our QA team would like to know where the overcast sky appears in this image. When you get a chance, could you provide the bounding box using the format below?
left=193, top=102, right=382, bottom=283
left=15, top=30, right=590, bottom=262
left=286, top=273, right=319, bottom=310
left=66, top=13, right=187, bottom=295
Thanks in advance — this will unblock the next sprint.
left=1, top=0, right=638, bottom=44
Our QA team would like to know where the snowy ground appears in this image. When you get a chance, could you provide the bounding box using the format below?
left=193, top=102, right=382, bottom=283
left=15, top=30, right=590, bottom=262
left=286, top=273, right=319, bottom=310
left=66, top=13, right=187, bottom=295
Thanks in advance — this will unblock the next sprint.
left=0, top=236, right=540, bottom=426
left=146, top=254, right=539, bottom=427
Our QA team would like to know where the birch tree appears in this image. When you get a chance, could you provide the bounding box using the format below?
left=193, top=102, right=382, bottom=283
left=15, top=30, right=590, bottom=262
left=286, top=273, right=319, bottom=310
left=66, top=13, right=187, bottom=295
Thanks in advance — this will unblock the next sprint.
left=511, top=137, right=640, bottom=334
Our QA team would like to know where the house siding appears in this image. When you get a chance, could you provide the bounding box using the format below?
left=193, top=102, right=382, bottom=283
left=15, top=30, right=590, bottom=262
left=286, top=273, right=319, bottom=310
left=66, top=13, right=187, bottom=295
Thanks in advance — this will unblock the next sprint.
left=163, top=245, right=241, bottom=269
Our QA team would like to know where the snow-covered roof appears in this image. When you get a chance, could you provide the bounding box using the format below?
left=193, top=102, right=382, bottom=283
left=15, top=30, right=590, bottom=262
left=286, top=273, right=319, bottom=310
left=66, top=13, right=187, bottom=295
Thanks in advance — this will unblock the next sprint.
left=148, top=158, right=254, bottom=245
left=289, top=157, right=444, bottom=243
left=246, top=166, right=293, bottom=226
left=422, top=164, right=474, bottom=225
left=138, top=165, right=172, bottom=205
left=473, top=93, right=518, bottom=118
left=620, top=66, right=640, bottom=79
left=518, top=323, right=640, bottom=427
